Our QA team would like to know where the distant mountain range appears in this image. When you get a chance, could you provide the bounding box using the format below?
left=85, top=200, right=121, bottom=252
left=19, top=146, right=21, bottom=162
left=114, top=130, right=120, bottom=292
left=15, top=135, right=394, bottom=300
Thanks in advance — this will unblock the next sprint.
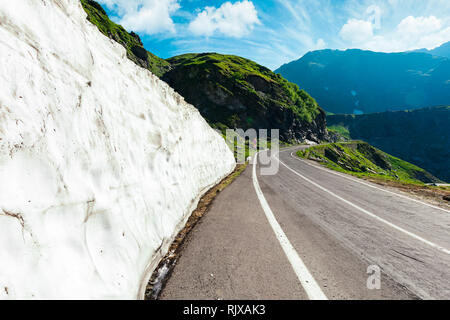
left=275, top=44, right=450, bottom=114
left=414, top=41, right=450, bottom=59
left=327, top=106, right=450, bottom=182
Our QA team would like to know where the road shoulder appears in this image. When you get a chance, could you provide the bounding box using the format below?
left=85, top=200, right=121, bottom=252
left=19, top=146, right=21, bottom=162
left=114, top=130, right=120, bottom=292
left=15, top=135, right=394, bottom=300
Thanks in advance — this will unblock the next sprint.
left=158, top=166, right=308, bottom=300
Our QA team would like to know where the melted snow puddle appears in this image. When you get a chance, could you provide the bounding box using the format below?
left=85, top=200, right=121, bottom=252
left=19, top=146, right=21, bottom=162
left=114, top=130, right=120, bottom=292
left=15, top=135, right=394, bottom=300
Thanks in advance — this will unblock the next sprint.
left=146, top=252, right=176, bottom=300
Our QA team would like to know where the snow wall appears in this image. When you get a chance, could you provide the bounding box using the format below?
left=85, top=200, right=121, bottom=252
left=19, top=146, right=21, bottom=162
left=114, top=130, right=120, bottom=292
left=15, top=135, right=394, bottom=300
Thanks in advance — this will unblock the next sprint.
left=0, top=0, right=236, bottom=299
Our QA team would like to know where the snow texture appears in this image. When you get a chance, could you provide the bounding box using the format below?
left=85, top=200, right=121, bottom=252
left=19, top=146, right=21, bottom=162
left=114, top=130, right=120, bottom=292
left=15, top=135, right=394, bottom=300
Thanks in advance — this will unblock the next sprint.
left=0, top=0, right=235, bottom=299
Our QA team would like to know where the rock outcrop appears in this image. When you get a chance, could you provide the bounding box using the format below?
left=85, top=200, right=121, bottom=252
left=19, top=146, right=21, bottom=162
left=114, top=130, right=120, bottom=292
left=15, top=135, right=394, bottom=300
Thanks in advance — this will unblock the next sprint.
left=162, top=53, right=328, bottom=143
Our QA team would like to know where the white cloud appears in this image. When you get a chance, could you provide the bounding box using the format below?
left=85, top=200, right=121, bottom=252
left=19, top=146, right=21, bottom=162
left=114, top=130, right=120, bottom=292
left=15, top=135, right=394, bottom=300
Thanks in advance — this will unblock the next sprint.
left=313, top=38, right=327, bottom=50
left=339, top=19, right=374, bottom=44
left=276, top=0, right=311, bottom=27
left=396, top=16, right=450, bottom=49
left=188, top=1, right=260, bottom=38
left=339, top=13, right=450, bottom=52
left=99, top=0, right=180, bottom=34
left=397, top=16, right=442, bottom=37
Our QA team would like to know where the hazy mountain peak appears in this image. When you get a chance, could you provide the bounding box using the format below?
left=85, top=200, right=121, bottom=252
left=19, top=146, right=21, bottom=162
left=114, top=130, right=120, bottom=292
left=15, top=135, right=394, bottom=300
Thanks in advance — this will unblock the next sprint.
left=415, top=41, right=450, bottom=59
left=275, top=48, right=450, bottom=114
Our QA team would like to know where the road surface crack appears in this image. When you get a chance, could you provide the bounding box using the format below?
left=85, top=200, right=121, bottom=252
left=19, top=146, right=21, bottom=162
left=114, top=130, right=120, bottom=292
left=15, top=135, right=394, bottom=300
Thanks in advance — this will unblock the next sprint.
left=391, top=249, right=425, bottom=264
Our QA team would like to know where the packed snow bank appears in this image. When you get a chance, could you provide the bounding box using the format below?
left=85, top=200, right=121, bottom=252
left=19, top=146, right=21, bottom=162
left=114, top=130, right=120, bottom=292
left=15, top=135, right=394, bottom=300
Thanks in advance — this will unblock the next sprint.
left=0, top=0, right=235, bottom=299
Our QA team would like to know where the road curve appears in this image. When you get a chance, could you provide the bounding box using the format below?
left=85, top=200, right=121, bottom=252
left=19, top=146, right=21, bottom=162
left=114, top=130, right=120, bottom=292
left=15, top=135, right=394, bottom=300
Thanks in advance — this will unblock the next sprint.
left=160, top=147, right=450, bottom=300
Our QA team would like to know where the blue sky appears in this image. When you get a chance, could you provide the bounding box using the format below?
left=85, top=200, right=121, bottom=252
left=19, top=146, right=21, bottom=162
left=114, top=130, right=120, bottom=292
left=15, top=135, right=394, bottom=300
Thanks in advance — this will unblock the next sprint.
left=98, top=0, right=450, bottom=70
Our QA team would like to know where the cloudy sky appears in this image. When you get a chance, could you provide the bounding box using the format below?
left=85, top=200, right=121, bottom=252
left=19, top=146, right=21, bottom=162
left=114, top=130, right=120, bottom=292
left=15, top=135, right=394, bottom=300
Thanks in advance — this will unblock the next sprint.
left=98, top=0, right=450, bottom=70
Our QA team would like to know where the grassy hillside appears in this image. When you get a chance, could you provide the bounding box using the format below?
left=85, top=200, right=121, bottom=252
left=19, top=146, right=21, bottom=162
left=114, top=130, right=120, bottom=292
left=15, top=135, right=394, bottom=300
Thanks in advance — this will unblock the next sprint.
left=80, top=0, right=171, bottom=77
left=297, top=142, right=441, bottom=185
left=327, top=106, right=450, bottom=182
left=167, top=53, right=321, bottom=124
left=163, top=53, right=326, bottom=142
left=80, top=1, right=329, bottom=144
left=327, top=124, right=351, bottom=139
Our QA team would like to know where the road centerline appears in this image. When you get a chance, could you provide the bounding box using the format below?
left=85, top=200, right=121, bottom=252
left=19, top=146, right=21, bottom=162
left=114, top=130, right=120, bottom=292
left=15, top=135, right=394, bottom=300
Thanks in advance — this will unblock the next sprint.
left=287, top=149, right=450, bottom=214
left=274, top=155, right=450, bottom=255
left=252, top=153, right=328, bottom=300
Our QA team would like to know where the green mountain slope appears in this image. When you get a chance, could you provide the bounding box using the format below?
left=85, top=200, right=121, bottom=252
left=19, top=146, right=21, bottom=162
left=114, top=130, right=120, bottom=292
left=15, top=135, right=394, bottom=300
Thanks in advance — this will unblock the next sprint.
left=80, top=0, right=171, bottom=77
left=162, top=53, right=327, bottom=142
left=327, top=106, right=450, bottom=182
left=297, top=142, right=441, bottom=184
left=80, top=1, right=328, bottom=143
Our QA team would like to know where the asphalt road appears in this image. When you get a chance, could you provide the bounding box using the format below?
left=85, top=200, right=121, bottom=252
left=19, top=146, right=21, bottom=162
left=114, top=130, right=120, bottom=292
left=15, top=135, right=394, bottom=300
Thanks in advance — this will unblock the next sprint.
left=160, top=147, right=450, bottom=300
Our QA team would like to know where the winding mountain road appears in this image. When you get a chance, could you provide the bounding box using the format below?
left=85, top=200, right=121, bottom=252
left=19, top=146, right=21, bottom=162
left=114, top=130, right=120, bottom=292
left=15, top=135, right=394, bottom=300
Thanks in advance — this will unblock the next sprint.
left=160, top=146, right=450, bottom=300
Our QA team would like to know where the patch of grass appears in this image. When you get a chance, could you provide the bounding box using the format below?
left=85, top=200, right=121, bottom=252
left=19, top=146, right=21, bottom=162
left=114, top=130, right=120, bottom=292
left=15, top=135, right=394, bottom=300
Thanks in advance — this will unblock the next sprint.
left=297, top=141, right=440, bottom=185
left=168, top=53, right=273, bottom=81
left=326, top=106, right=450, bottom=182
left=327, top=125, right=351, bottom=139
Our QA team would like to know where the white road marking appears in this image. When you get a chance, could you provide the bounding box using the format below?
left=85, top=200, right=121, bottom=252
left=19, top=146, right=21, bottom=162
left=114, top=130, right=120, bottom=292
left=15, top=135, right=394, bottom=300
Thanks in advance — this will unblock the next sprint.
left=252, top=153, right=328, bottom=300
left=287, top=150, right=450, bottom=214
left=275, top=156, right=450, bottom=255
